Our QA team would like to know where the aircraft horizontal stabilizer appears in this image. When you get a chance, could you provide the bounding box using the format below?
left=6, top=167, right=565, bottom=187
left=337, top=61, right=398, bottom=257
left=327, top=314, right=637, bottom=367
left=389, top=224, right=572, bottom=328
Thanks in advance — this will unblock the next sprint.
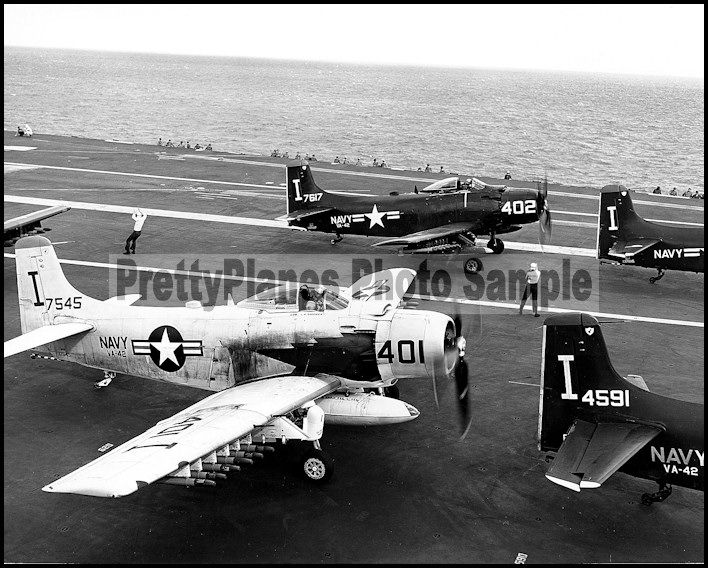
left=546, top=419, right=662, bottom=491
left=607, top=238, right=660, bottom=259
left=4, top=322, right=94, bottom=358
left=277, top=207, right=336, bottom=223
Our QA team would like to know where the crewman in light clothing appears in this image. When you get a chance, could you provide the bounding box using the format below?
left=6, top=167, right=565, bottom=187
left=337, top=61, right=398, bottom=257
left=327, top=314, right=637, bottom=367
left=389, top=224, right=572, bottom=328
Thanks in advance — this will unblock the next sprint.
left=519, top=262, right=541, bottom=316
left=124, top=208, right=147, bottom=254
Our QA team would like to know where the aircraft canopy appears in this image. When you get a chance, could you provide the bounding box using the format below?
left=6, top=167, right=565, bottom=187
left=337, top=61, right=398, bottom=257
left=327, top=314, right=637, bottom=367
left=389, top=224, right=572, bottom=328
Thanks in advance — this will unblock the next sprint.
left=237, top=282, right=349, bottom=312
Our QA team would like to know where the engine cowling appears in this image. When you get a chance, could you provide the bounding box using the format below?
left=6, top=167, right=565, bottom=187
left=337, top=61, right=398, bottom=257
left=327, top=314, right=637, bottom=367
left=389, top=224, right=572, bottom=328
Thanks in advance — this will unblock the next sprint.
left=500, top=188, right=540, bottom=225
left=375, top=310, right=457, bottom=383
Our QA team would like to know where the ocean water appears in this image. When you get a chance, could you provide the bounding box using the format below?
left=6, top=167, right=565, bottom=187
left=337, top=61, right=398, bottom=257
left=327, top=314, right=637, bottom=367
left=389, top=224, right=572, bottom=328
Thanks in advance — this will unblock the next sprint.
left=4, top=46, right=704, bottom=193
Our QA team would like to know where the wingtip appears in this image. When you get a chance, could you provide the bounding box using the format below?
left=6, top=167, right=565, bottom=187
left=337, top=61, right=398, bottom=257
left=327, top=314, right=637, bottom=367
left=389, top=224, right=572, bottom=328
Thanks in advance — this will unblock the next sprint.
left=545, top=474, right=581, bottom=492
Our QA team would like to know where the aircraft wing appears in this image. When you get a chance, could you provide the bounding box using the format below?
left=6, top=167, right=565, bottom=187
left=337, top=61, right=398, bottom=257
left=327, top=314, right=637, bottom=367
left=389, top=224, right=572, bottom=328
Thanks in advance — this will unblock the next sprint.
left=4, top=322, right=94, bottom=358
left=607, top=238, right=660, bottom=258
left=372, top=222, right=478, bottom=247
left=4, top=205, right=70, bottom=233
left=545, top=419, right=663, bottom=492
left=42, top=375, right=340, bottom=498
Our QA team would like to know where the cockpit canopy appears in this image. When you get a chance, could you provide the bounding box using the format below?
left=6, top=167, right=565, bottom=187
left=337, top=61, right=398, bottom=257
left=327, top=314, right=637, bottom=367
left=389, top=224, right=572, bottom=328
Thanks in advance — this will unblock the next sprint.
left=420, top=177, right=462, bottom=193
left=236, top=282, right=349, bottom=312
left=420, top=176, right=507, bottom=194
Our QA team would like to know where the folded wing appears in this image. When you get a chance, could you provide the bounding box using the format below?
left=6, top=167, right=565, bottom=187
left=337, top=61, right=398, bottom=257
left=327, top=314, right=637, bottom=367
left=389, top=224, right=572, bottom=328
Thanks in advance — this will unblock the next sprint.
left=546, top=419, right=663, bottom=491
left=43, top=375, right=340, bottom=497
left=372, top=222, right=479, bottom=247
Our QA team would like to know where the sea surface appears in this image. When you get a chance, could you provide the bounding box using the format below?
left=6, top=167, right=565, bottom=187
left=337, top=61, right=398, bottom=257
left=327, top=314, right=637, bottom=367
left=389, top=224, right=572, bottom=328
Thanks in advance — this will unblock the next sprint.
left=4, top=46, right=704, bottom=193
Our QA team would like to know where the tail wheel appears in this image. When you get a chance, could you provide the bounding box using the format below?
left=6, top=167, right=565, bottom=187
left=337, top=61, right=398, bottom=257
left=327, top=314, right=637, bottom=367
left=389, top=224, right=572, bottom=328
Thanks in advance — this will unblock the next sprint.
left=302, top=448, right=333, bottom=483
left=487, top=238, right=504, bottom=254
left=463, top=257, right=483, bottom=275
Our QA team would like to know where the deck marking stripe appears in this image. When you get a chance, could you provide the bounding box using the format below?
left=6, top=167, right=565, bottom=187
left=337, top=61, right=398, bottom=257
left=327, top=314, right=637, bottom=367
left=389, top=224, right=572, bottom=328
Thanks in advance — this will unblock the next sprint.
left=3, top=253, right=703, bottom=328
left=5, top=161, right=703, bottom=211
left=4, top=194, right=598, bottom=256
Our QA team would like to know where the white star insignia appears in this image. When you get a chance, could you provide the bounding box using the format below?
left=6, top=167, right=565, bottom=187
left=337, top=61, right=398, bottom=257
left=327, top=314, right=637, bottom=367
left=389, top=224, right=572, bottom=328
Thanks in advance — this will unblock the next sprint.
left=151, top=328, right=181, bottom=366
left=365, top=204, right=386, bottom=228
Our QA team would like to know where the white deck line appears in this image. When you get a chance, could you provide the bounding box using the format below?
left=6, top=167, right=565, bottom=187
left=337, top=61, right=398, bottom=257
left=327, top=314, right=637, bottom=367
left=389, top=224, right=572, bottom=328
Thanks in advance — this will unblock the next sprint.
left=3, top=253, right=702, bottom=328
left=4, top=194, right=597, bottom=256
left=5, top=161, right=704, bottom=211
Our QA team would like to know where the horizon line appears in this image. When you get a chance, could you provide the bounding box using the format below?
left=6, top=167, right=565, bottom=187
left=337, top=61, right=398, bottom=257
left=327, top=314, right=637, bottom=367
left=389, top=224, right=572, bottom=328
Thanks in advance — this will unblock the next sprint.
left=4, top=44, right=704, bottom=82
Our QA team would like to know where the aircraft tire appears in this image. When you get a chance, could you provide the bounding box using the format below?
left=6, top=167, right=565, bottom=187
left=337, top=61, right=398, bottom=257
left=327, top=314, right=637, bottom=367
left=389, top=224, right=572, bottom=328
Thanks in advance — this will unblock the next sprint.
left=301, top=449, right=334, bottom=483
left=463, top=257, right=483, bottom=275
left=488, top=238, right=505, bottom=254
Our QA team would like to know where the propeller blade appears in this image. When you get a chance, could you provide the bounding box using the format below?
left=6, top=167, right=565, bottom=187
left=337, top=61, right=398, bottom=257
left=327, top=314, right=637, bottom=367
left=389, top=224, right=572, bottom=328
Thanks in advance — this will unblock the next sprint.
left=454, top=356, right=472, bottom=440
left=539, top=208, right=552, bottom=245
left=451, top=314, right=473, bottom=439
left=537, top=174, right=552, bottom=246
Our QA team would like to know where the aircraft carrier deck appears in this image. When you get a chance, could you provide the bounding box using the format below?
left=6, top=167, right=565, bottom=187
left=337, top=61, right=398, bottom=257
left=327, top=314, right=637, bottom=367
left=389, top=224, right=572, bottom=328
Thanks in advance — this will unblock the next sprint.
left=4, top=131, right=704, bottom=563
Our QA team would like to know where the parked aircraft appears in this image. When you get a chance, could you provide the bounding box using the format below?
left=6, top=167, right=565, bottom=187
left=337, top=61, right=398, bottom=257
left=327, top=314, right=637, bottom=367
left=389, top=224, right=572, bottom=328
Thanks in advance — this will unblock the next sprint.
left=279, top=161, right=552, bottom=274
left=4, top=205, right=70, bottom=246
left=597, top=185, right=704, bottom=283
left=4, top=236, right=467, bottom=498
left=538, top=312, right=703, bottom=504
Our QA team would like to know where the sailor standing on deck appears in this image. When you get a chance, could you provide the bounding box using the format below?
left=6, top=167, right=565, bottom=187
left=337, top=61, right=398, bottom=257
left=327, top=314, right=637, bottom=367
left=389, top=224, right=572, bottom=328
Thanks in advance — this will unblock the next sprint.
left=519, top=262, right=541, bottom=317
left=124, top=208, right=147, bottom=254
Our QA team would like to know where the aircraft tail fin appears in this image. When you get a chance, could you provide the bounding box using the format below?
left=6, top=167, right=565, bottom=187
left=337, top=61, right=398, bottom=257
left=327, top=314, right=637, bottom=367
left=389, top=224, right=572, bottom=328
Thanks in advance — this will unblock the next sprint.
left=286, top=160, right=331, bottom=215
left=597, top=185, right=645, bottom=259
left=14, top=236, right=100, bottom=334
left=537, top=312, right=640, bottom=453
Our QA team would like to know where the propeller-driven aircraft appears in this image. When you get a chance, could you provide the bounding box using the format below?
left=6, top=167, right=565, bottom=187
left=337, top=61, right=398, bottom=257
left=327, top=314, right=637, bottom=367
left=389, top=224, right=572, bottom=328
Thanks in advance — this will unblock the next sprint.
left=4, top=205, right=70, bottom=246
left=4, top=236, right=469, bottom=498
left=279, top=161, right=552, bottom=274
left=538, top=313, right=704, bottom=504
left=597, top=185, right=704, bottom=283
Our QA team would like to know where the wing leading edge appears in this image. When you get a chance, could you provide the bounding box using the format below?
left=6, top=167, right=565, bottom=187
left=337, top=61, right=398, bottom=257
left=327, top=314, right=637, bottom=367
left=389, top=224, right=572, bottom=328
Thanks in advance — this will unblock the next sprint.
left=546, top=419, right=663, bottom=492
left=43, top=375, right=341, bottom=498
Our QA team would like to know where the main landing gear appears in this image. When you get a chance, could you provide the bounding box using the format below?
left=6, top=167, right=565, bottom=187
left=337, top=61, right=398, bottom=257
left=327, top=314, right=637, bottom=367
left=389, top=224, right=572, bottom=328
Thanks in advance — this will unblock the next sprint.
left=301, top=441, right=334, bottom=483
left=330, top=232, right=343, bottom=245
left=94, top=370, right=116, bottom=389
left=463, top=257, right=484, bottom=275
left=487, top=235, right=505, bottom=254
left=641, top=480, right=672, bottom=505
left=649, top=268, right=665, bottom=284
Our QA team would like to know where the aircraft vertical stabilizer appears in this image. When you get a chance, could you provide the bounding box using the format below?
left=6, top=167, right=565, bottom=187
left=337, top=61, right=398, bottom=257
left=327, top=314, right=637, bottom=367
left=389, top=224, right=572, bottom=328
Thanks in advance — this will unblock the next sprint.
left=538, top=312, right=646, bottom=453
left=14, top=236, right=99, bottom=334
left=286, top=160, right=331, bottom=215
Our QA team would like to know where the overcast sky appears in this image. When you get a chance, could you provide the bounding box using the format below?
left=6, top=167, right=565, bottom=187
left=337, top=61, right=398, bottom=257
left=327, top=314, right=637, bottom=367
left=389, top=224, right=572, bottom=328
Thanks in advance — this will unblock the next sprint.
left=4, top=4, right=704, bottom=78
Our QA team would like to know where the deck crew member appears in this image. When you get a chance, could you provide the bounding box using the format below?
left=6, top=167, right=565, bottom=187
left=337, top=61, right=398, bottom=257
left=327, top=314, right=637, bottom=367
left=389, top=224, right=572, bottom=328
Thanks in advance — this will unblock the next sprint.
left=124, top=208, right=148, bottom=254
left=519, top=262, right=541, bottom=317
